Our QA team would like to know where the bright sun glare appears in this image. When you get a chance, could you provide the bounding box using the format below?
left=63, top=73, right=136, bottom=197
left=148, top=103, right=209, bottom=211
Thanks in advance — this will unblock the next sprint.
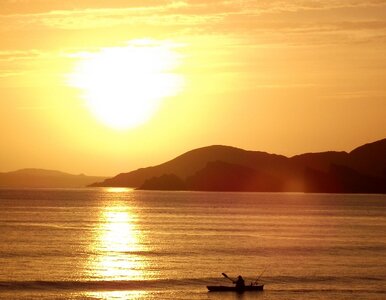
left=68, top=40, right=184, bottom=129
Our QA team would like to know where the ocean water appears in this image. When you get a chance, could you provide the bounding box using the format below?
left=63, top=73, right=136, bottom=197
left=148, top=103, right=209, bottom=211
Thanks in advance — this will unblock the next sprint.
left=0, top=188, right=385, bottom=300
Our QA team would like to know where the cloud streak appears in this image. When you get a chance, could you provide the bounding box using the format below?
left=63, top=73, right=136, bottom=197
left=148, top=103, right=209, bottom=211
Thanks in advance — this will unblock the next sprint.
left=0, top=2, right=384, bottom=31
left=1, top=0, right=385, bottom=79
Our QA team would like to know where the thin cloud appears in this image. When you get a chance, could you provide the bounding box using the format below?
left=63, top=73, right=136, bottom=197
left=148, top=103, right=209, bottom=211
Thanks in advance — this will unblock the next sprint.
left=0, top=50, right=45, bottom=62
left=1, top=0, right=386, bottom=34
left=0, top=4, right=224, bottom=30
left=0, top=1, right=385, bottom=52
left=0, top=71, right=27, bottom=78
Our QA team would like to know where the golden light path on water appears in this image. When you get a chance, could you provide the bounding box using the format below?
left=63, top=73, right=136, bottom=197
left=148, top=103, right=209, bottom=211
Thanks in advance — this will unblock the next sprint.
left=87, top=290, right=148, bottom=300
left=87, top=188, right=148, bottom=299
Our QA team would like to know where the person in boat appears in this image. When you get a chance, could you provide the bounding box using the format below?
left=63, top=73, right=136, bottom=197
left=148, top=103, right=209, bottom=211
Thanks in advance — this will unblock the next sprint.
left=233, top=275, right=245, bottom=290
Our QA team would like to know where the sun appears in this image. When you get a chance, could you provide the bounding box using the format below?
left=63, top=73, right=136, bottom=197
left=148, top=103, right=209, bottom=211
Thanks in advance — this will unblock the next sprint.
left=68, top=40, right=184, bottom=129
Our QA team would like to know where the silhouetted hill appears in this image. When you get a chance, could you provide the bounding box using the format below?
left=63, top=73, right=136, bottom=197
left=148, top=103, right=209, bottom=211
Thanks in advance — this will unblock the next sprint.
left=304, top=164, right=385, bottom=193
left=185, top=161, right=282, bottom=192
left=91, top=138, right=386, bottom=193
left=140, top=174, right=186, bottom=191
left=0, top=168, right=106, bottom=188
left=90, top=145, right=288, bottom=187
left=349, top=139, right=386, bottom=177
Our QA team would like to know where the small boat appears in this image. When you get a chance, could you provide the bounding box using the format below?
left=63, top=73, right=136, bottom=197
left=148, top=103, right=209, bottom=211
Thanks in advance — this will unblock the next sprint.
left=207, top=284, right=264, bottom=292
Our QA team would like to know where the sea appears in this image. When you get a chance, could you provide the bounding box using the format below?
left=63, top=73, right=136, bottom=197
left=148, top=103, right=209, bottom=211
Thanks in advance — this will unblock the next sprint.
left=0, top=188, right=385, bottom=300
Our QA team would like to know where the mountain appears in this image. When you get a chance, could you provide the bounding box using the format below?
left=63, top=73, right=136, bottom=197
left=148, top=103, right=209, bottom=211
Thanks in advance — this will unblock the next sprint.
left=185, top=161, right=282, bottom=192
left=90, top=138, right=386, bottom=193
left=0, top=169, right=107, bottom=188
left=140, top=174, right=186, bottom=191
left=349, top=139, right=386, bottom=177
left=90, top=145, right=288, bottom=187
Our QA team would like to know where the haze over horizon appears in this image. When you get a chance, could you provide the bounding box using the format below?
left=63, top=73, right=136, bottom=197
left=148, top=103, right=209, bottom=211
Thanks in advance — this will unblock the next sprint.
left=1, top=1, right=385, bottom=176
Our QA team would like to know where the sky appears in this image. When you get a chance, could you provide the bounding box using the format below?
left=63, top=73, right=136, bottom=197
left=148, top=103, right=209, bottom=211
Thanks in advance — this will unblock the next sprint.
left=1, top=0, right=385, bottom=176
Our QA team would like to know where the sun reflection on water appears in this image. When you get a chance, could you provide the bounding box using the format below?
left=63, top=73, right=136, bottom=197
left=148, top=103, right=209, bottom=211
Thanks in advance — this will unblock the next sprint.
left=86, top=290, right=149, bottom=300
left=104, top=187, right=134, bottom=193
left=101, top=209, right=138, bottom=253
left=91, top=199, right=147, bottom=281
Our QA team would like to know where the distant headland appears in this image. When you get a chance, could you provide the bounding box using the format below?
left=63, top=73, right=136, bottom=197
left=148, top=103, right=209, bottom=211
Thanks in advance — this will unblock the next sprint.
left=90, top=138, right=386, bottom=194
left=0, top=169, right=106, bottom=188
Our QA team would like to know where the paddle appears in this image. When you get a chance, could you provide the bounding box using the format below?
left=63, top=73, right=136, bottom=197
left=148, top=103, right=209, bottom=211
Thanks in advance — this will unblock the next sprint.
left=253, top=269, right=266, bottom=285
left=222, top=273, right=234, bottom=282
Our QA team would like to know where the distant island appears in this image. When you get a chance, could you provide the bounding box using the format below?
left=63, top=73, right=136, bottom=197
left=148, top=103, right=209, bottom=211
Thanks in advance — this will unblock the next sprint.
left=90, top=138, right=386, bottom=194
left=0, top=169, right=106, bottom=188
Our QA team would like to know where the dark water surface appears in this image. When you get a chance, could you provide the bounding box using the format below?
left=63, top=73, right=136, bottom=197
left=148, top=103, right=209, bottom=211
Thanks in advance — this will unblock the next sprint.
left=0, top=189, right=385, bottom=299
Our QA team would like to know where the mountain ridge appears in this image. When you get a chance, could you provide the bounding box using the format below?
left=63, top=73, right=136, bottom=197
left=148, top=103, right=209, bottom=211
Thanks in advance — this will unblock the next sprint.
left=90, top=138, right=386, bottom=193
left=0, top=168, right=106, bottom=188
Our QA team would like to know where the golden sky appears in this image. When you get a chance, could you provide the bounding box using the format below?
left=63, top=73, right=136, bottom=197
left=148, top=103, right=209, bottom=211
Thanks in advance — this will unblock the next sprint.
left=1, top=0, right=386, bottom=176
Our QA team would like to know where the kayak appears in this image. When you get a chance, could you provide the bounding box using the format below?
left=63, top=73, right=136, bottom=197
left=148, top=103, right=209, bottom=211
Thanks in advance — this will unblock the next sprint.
left=207, top=284, right=264, bottom=292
